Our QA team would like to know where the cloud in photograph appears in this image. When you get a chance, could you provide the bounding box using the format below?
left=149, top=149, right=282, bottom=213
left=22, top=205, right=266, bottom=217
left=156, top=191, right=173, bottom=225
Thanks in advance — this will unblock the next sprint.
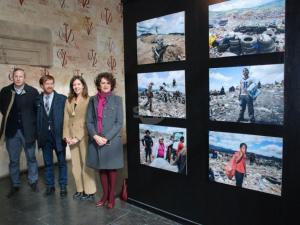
left=138, top=70, right=185, bottom=93
left=209, top=64, right=284, bottom=91
left=137, top=11, right=185, bottom=36
left=140, top=124, right=186, bottom=137
left=209, top=131, right=283, bottom=159
left=209, top=0, right=282, bottom=12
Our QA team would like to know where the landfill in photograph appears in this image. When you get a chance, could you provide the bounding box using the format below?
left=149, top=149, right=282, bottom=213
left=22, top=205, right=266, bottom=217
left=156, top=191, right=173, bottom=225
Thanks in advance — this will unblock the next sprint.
left=137, top=11, right=185, bottom=64
left=209, top=131, right=283, bottom=196
left=209, top=82, right=284, bottom=125
left=209, top=0, right=285, bottom=58
left=209, top=151, right=282, bottom=196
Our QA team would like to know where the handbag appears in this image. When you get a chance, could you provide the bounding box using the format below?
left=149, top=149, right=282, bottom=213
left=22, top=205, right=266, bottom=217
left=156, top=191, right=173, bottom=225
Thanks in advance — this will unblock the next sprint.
left=120, top=178, right=128, bottom=201
left=224, top=153, right=237, bottom=180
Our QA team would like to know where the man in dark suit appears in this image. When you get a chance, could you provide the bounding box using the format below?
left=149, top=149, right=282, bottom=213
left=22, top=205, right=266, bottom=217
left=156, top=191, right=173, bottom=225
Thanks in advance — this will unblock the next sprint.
left=0, top=68, right=39, bottom=198
left=36, top=75, right=67, bottom=197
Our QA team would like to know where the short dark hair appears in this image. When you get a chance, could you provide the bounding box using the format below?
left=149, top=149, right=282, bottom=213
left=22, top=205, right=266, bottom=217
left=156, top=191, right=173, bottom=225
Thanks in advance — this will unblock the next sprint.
left=13, top=68, right=25, bottom=76
left=180, top=136, right=184, bottom=142
left=145, top=130, right=150, bottom=134
left=240, top=143, right=247, bottom=150
left=39, top=75, right=55, bottom=85
left=94, top=72, right=116, bottom=91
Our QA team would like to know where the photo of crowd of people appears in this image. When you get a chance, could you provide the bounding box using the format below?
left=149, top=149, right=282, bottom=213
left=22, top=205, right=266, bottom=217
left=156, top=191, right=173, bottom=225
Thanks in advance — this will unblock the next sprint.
left=209, top=64, right=284, bottom=125
left=209, top=131, right=283, bottom=196
left=138, top=70, right=186, bottom=118
left=139, top=124, right=187, bottom=174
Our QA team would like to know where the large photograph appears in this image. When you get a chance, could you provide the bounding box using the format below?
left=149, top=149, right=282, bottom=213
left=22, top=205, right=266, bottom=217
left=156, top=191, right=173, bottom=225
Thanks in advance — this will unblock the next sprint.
left=139, top=124, right=187, bottom=174
left=137, top=11, right=185, bottom=64
left=209, top=131, right=283, bottom=196
left=209, top=0, right=285, bottom=58
left=138, top=70, right=186, bottom=118
left=209, top=64, right=284, bottom=125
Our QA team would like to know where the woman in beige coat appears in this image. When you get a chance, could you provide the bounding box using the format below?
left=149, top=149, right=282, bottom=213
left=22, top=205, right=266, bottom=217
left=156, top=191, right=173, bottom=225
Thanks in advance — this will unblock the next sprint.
left=63, top=75, right=96, bottom=201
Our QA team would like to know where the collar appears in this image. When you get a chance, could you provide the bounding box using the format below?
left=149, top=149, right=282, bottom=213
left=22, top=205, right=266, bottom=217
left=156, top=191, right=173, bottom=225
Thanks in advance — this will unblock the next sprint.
left=14, top=84, right=25, bottom=95
left=43, top=91, right=54, bottom=99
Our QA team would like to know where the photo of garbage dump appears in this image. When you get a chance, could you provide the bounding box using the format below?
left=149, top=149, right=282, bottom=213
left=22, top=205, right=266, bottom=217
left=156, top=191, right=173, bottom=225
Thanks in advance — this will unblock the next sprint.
left=209, top=0, right=285, bottom=58
left=138, top=70, right=186, bottom=118
left=209, top=64, right=284, bottom=125
left=209, top=131, right=283, bottom=196
left=139, top=124, right=187, bottom=174
left=137, top=11, right=185, bottom=64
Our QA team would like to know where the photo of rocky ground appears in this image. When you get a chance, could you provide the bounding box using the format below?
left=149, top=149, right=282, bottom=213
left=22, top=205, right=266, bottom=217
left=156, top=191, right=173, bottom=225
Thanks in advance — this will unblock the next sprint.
left=138, top=70, right=186, bottom=118
left=210, top=82, right=284, bottom=124
left=209, top=0, right=285, bottom=58
left=139, top=91, right=186, bottom=118
left=137, top=11, right=185, bottom=64
left=209, top=131, right=283, bottom=196
left=209, top=64, right=284, bottom=125
left=137, top=34, right=185, bottom=64
left=139, top=124, right=187, bottom=174
left=209, top=151, right=282, bottom=196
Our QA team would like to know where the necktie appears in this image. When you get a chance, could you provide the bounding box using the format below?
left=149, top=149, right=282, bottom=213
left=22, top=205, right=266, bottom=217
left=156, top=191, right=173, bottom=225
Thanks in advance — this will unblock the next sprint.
left=45, top=95, right=50, bottom=115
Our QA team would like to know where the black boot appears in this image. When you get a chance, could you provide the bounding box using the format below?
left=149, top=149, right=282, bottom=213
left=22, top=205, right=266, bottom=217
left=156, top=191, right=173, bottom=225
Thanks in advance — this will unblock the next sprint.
left=7, top=187, right=19, bottom=198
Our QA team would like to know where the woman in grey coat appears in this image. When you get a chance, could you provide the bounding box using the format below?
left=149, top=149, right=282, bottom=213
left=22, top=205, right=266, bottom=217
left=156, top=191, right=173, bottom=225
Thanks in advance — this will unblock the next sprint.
left=86, top=72, right=123, bottom=209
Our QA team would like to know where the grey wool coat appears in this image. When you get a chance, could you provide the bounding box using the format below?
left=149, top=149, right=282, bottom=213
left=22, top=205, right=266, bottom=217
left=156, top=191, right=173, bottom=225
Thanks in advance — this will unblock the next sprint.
left=86, top=94, right=124, bottom=170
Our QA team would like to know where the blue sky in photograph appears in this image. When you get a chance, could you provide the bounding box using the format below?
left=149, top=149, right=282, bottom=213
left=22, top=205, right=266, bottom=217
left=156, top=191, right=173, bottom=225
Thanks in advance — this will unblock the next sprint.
left=209, top=131, right=283, bottom=159
left=137, top=11, right=185, bottom=36
left=139, top=124, right=186, bottom=137
left=138, top=70, right=185, bottom=93
left=209, top=64, right=284, bottom=91
left=209, top=0, right=283, bottom=12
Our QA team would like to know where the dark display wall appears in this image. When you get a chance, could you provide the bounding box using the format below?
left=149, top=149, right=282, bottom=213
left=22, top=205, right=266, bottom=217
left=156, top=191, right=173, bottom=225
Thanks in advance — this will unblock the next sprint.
left=123, top=0, right=300, bottom=224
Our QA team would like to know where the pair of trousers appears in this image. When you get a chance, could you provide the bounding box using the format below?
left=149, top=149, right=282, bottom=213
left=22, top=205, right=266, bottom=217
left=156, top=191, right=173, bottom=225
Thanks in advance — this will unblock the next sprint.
left=42, top=135, right=67, bottom=188
left=70, top=136, right=96, bottom=194
left=235, top=171, right=245, bottom=187
left=239, top=95, right=254, bottom=121
left=6, top=129, right=38, bottom=187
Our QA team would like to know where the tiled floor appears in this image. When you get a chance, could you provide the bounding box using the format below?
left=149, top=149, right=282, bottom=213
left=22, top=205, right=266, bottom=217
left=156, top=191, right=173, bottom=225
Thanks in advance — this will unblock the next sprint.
left=0, top=163, right=181, bottom=225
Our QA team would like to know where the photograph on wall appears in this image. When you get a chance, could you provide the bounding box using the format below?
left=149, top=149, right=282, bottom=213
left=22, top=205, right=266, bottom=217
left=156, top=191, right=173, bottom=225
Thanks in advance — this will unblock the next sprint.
left=137, top=11, right=185, bottom=64
left=138, top=70, right=186, bottom=118
left=209, top=131, right=283, bottom=196
left=209, top=64, right=284, bottom=125
left=139, top=124, right=187, bottom=174
left=209, top=0, right=285, bottom=58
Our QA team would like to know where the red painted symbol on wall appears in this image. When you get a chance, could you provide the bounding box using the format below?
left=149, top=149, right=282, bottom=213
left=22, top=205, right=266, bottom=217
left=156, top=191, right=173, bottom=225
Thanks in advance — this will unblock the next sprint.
left=84, top=16, right=94, bottom=36
left=59, top=23, right=74, bottom=44
left=73, top=69, right=80, bottom=76
left=116, top=2, right=123, bottom=19
left=19, top=0, right=25, bottom=6
left=79, top=0, right=90, bottom=8
left=106, top=37, right=115, bottom=54
left=101, top=8, right=112, bottom=25
left=40, top=67, right=50, bottom=76
left=88, top=49, right=97, bottom=67
left=57, top=49, right=67, bottom=67
left=7, top=66, right=16, bottom=81
left=58, top=0, right=65, bottom=8
left=107, top=55, right=116, bottom=72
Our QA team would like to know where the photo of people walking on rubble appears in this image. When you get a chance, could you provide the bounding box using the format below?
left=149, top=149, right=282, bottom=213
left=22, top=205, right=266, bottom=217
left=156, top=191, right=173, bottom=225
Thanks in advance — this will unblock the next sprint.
left=209, top=64, right=284, bottom=125
left=138, top=70, right=186, bottom=118
left=209, top=0, right=285, bottom=58
left=137, top=11, right=185, bottom=64
left=139, top=124, right=187, bottom=175
left=209, top=131, right=283, bottom=196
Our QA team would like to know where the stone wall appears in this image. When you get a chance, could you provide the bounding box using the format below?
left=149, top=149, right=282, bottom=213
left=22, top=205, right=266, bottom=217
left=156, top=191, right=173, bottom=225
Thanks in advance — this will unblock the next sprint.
left=0, top=0, right=125, bottom=178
